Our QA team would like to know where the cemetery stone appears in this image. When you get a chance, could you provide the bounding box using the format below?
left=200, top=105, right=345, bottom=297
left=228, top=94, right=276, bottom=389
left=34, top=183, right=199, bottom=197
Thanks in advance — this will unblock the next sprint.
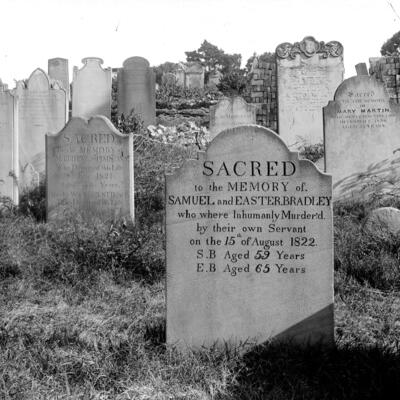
left=72, top=57, right=111, bottom=119
left=166, top=125, right=333, bottom=350
left=276, top=36, right=344, bottom=147
left=117, top=56, right=156, bottom=127
left=184, top=62, right=204, bottom=89
left=15, top=68, right=67, bottom=186
left=48, top=58, right=70, bottom=100
left=209, top=96, right=257, bottom=140
left=324, top=75, right=400, bottom=188
left=46, top=116, right=134, bottom=222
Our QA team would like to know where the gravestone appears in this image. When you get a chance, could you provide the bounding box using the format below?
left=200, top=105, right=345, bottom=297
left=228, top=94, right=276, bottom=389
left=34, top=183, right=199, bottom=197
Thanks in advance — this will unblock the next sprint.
left=48, top=58, right=70, bottom=99
left=166, top=125, right=333, bottom=350
left=0, top=82, right=16, bottom=201
left=209, top=96, right=257, bottom=140
left=15, top=69, right=67, bottom=185
left=117, top=56, right=156, bottom=127
left=185, top=62, right=204, bottom=89
left=207, top=70, right=222, bottom=89
left=276, top=36, right=344, bottom=147
left=324, top=75, right=400, bottom=188
left=174, top=67, right=185, bottom=87
left=72, top=57, right=111, bottom=119
left=46, top=116, right=134, bottom=222
left=162, top=72, right=176, bottom=86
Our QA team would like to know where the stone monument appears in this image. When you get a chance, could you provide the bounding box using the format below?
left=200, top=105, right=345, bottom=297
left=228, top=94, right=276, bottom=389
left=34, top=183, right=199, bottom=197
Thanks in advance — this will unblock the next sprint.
left=72, top=57, right=111, bottom=119
left=209, top=96, right=257, bottom=140
left=117, top=56, right=156, bottom=127
left=276, top=36, right=344, bottom=147
left=166, top=125, right=333, bottom=350
left=46, top=116, right=134, bottom=222
left=48, top=58, right=70, bottom=100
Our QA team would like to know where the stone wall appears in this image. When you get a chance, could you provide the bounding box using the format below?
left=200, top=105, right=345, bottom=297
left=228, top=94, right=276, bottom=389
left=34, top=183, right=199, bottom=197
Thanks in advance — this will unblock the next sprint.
left=369, top=56, right=400, bottom=103
left=244, top=58, right=278, bottom=132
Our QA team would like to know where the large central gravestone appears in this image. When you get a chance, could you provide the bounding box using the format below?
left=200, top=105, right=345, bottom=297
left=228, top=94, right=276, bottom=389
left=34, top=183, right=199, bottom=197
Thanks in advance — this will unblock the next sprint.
left=0, top=82, right=16, bottom=201
left=209, top=96, right=257, bottom=140
left=324, top=75, right=400, bottom=191
left=117, top=57, right=156, bottom=127
left=72, top=57, right=111, bottom=119
left=166, top=125, right=333, bottom=349
left=276, top=36, right=344, bottom=147
left=15, top=69, right=67, bottom=184
left=46, top=116, right=134, bottom=222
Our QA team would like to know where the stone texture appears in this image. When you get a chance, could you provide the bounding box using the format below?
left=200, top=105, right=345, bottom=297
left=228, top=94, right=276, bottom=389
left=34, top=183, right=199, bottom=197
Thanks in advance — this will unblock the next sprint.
left=72, top=57, right=111, bottom=119
left=184, top=62, right=204, bottom=89
left=166, top=125, right=333, bottom=350
left=276, top=36, right=344, bottom=147
left=355, top=63, right=368, bottom=76
left=0, top=84, right=16, bottom=201
left=209, top=96, right=256, bottom=140
left=370, top=56, right=400, bottom=103
left=48, top=58, right=70, bottom=100
left=324, top=75, right=400, bottom=190
left=117, top=56, right=156, bottom=127
left=14, top=68, right=67, bottom=187
left=46, top=116, right=134, bottom=222
left=364, top=207, right=400, bottom=237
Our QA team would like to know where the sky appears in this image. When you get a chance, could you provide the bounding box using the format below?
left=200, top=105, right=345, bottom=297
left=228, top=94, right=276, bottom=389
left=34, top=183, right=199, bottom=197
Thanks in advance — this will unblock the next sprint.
left=0, top=0, right=400, bottom=86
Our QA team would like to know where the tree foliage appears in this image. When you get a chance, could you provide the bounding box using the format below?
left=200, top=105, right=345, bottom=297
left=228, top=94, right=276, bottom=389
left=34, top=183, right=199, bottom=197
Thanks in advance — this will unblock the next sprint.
left=153, top=62, right=180, bottom=85
left=381, top=31, right=400, bottom=55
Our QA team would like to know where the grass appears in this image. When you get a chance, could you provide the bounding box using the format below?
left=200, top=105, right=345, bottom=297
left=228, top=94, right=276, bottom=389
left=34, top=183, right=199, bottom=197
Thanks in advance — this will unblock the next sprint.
left=1, top=143, right=400, bottom=398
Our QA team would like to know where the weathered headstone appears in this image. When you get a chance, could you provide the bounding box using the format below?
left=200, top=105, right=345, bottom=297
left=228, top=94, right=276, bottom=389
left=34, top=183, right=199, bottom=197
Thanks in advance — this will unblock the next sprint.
left=209, top=96, right=257, bottom=140
left=355, top=63, right=368, bottom=76
left=174, top=66, right=185, bottom=87
left=15, top=69, right=67, bottom=185
left=72, top=57, right=111, bottom=119
left=324, top=75, right=400, bottom=188
left=46, top=116, right=134, bottom=222
left=166, top=125, right=333, bottom=350
left=117, top=56, right=156, bottom=127
left=0, top=82, right=16, bottom=201
left=207, top=70, right=222, bottom=89
left=185, top=62, right=204, bottom=89
left=276, top=36, right=344, bottom=147
left=162, top=72, right=177, bottom=86
left=48, top=58, right=70, bottom=99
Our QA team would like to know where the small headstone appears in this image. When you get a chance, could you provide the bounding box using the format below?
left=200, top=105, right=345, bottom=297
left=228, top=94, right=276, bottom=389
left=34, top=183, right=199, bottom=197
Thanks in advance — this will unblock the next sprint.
left=276, top=36, right=344, bottom=147
left=355, top=63, right=368, bottom=76
left=162, top=72, right=176, bottom=86
left=72, top=57, right=111, bottom=119
left=184, top=62, right=204, bottom=90
left=207, top=70, right=222, bottom=89
left=174, top=67, right=185, bottom=87
left=324, top=75, right=400, bottom=188
left=209, top=96, right=257, bottom=140
left=48, top=58, right=70, bottom=100
left=46, top=116, right=134, bottom=222
left=118, top=56, right=156, bottom=127
left=0, top=83, right=16, bottom=201
left=15, top=68, right=67, bottom=185
left=166, top=125, right=333, bottom=350
left=364, top=207, right=400, bottom=237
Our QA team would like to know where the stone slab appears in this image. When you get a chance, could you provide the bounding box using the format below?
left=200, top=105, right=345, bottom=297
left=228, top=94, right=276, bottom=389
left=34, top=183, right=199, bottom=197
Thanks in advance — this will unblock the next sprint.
left=15, top=68, right=67, bottom=186
left=324, top=75, right=400, bottom=190
left=166, top=125, right=333, bottom=350
left=48, top=58, right=70, bottom=100
left=209, top=96, right=257, bottom=140
left=46, top=116, right=134, bottom=222
left=72, top=57, right=111, bottom=119
left=276, top=36, right=344, bottom=147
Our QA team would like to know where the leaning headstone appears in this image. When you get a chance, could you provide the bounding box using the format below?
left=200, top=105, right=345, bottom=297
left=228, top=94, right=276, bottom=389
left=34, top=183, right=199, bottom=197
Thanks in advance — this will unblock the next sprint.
left=0, top=82, right=16, bottom=201
left=46, top=116, right=134, bottom=222
left=209, top=96, right=257, bottom=140
left=324, top=75, right=400, bottom=188
left=15, top=69, right=67, bottom=185
left=72, top=57, right=111, bottom=119
left=276, top=36, right=344, bottom=147
left=166, top=125, right=333, bottom=350
left=117, top=56, right=156, bottom=127
left=48, top=58, right=70, bottom=99
left=355, top=63, right=368, bottom=76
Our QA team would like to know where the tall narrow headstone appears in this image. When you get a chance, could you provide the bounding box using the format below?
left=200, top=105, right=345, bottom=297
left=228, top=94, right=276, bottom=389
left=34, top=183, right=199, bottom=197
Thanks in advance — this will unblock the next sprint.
left=0, top=82, right=16, bottom=201
left=276, top=36, right=344, bottom=147
left=15, top=69, right=67, bottom=185
left=209, top=96, right=257, bottom=140
left=48, top=58, right=70, bottom=99
left=117, top=56, right=156, bottom=127
left=46, top=116, right=134, bottom=222
left=324, top=75, right=400, bottom=188
left=72, top=57, right=111, bottom=119
left=166, top=125, right=333, bottom=350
